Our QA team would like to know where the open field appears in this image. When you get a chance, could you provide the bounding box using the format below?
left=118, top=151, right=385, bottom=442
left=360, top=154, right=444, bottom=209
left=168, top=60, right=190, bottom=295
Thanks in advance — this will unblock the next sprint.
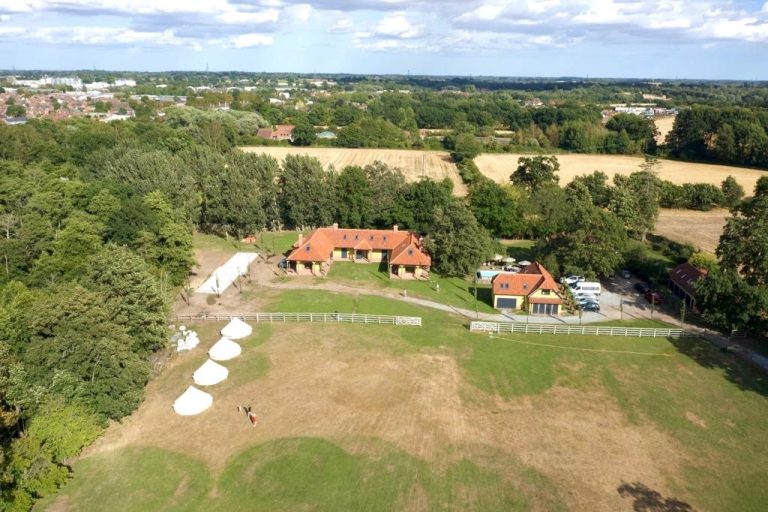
left=654, top=116, right=676, bottom=144
left=240, top=146, right=466, bottom=196
left=655, top=209, right=729, bottom=254
left=474, top=153, right=766, bottom=194
left=42, top=288, right=768, bottom=512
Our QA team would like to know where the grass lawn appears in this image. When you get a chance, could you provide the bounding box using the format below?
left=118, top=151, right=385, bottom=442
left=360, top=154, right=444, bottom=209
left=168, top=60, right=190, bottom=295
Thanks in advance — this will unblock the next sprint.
left=326, top=262, right=497, bottom=314
left=45, top=291, right=768, bottom=512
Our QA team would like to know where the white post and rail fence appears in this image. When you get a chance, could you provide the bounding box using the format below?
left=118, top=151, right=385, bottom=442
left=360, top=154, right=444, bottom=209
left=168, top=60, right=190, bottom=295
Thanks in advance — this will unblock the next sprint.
left=470, top=321, right=695, bottom=338
left=175, top=312, right=422, bottom=327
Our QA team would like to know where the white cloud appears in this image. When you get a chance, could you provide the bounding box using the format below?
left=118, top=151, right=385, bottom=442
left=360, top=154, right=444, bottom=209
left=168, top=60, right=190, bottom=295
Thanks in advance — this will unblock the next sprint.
left=286, top=3, right=313, bottom=22
left=373, top=13, right=425, bottom=38
left=329, top=17, right=353, bottom=32
left=227, top=32, right=274, bottom=48
left=216, top=8, right=280, bottom=25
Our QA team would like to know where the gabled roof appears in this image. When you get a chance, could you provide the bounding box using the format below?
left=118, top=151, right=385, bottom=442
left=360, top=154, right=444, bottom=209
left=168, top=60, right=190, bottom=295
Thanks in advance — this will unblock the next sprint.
left=492, top=261, right=562, bottom=300
left=390, top=234, right=431, bottom=266
left=286, top=226, right=431, bottom=266
left=287, top=230, right=334, bottom=262
left=669, top=262, right=706, bottom=297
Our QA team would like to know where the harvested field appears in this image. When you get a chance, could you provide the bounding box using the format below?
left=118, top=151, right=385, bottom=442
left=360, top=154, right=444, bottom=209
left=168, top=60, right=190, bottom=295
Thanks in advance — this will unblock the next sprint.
left=654, top=116, right=676, bottom=144
left=240, top=146, right=466, bottom=196
left=475, top=153, right=766, bottom=195
left=655, top=208, right=728, bottom=254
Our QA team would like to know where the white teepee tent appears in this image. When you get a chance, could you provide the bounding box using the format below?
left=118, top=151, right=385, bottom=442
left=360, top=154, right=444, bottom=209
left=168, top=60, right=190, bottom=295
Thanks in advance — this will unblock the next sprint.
left=172, top=386, right=213, bottom=416
left=220, top=317, right=252, bottom=339
left=208, top=337, right=242, bottom=361
left=192, top=359, right=229, bottom=386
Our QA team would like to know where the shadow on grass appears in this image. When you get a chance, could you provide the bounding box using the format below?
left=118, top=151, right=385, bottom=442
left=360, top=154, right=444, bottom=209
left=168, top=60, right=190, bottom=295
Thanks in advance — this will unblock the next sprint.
left=617, top=482, right=693, bottom=512
left=468, top=286, right=494, bottom=308
left=667, top=336, right=768, bottom=398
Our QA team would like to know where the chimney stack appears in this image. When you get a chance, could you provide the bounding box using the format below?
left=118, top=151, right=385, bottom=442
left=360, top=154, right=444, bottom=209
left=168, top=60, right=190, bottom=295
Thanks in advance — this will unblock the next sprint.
left=393, top=224, right=399, bottom=232
left=332, top=223, right=338, bottom=230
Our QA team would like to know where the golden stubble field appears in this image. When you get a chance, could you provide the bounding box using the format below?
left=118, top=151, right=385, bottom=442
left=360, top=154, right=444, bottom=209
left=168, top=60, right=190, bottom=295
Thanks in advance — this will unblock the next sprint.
left=655, top=208, right=729, bottom=254
left=654, top=116, right=676, bottom=144
left=474, top=153, right=765, bottom=194
left=241, top=146, right=467, bottom=196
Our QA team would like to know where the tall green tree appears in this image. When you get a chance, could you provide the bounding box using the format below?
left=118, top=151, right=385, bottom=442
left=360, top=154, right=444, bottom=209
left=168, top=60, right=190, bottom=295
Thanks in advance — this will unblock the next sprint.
left=425, top=201, right=494, bottom=277
left=336, top=166, right=373, bottom=228
left=468, top=180, right=524, bottom=238
left=510, top=155, right=560, bottom=192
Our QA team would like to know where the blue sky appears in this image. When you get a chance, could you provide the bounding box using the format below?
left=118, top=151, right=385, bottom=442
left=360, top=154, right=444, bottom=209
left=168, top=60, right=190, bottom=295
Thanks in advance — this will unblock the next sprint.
left=1, top=0, right=767, bottom=79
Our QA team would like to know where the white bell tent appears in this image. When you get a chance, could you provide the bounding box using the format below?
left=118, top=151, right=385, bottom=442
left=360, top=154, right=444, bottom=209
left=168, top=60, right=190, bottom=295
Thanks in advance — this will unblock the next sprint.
left=220, top=317, right=252, bottom=340
left=172, top=386, right=213, bottom=416
left=192, top=359, right=229, bottom=386
left=208, top=337, right=242, bottom=361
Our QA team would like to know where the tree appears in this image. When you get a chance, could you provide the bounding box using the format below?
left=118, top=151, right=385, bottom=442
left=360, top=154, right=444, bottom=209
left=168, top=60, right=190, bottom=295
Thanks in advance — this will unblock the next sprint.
left=510, top=155, right=560, bottom=192
left=570, top=171, right=612, bottom=207
left=425, top=201, right=494, bottom=277
left=135, top=192, right=194, bottom=286
left=624, top=168, right=661, bottom=241
left=446, top=132, right=482, bottom=163
left=721, top=175, right=744, bottom=208
left=392, top=178, right=454, bottom=234
left=1, top=402, right=101, bottom=510
left=336, top=166, right=373, bottom=228
left=5, top=104, right=26, bottom=118
left=365, top=161, right=406, bottom=228
left=717, top=182, right=768, bottom=287
left=291, top=123, right=316, bottom=146
left=469, top=180, right=524, bottom=238
left=85, top=245, right=168, bottom=354
left=544, top=207, right=628, bottom=277
left=279, top=155, right=336, bottom=229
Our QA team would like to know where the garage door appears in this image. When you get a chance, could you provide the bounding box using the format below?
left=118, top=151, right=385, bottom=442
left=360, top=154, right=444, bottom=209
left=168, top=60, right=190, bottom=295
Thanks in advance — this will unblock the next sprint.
left=496, top=298, right=517, bottom=309
left=532, top=304, right=557, bottom=315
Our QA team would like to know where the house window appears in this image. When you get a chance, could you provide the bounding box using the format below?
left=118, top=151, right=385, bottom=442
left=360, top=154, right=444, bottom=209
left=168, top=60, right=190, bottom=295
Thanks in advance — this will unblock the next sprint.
left=501, top=283, right=509, bottom=290
left=305, top=245, right=310, bottom=251
left=542, top=290, right=550, bottom=295
left=408, top=249, right=413, bottom=255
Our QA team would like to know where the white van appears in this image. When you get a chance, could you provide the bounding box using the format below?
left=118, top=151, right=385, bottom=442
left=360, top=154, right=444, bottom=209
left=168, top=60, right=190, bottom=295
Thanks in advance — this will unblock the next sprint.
left=571, top=281, right=601, bottom=295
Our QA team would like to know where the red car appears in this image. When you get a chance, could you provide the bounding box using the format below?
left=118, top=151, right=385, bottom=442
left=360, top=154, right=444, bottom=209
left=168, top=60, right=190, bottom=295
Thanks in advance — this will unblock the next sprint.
left=645, top=290, right=662, bottom=305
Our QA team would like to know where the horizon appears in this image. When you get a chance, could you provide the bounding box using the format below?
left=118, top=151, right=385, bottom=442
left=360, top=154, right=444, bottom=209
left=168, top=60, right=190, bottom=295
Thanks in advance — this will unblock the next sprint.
left=1, top=1, right=767, bottom=81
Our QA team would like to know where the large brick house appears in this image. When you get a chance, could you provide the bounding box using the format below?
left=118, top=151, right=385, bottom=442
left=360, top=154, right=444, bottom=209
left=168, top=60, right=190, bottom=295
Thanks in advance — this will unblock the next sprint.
left=286, top=224, right=431, bottom=279
left=491, top=262, right=563, bottom=315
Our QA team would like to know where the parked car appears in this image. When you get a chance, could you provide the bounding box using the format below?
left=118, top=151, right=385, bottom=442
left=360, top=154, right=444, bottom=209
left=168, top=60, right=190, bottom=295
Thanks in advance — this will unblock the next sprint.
left=561, top=275, right=586, bottom=285
left=645, top=290, right=662, bottom=305
left=634, top=282, right=650, bottom=294
left=619, top=269, right=631, bottom=279
left=575, top=293, right=598, bottom=301
left=581, top=302, right=600, bottom=312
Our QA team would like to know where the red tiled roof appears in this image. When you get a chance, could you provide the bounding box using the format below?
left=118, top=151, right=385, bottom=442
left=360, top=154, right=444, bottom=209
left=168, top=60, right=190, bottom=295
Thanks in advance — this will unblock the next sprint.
left=256, top=128, right=273, bottom=138
left=492, top=262, right=562, bottom=299
left=390, top=233, right=431, bottom=266
left=286, top=230, right=333, bottom=262
left=669, top=262, right=706, bottom=297
left=286, top=226, right=431, bottom=266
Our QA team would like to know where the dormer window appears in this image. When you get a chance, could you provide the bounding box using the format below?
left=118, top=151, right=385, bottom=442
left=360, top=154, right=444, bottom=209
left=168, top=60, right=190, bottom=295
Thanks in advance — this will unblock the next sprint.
left=408, top=249, right=413, bottom=255
left=383, top=235, right=387, bottom=241
left=370, top=235, right=374, bottom=240
left=305, top=245, right=310, bottom=251
left=355, top=235, right=359, bottom=240
left=343, top=234, right=347, bottom=240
